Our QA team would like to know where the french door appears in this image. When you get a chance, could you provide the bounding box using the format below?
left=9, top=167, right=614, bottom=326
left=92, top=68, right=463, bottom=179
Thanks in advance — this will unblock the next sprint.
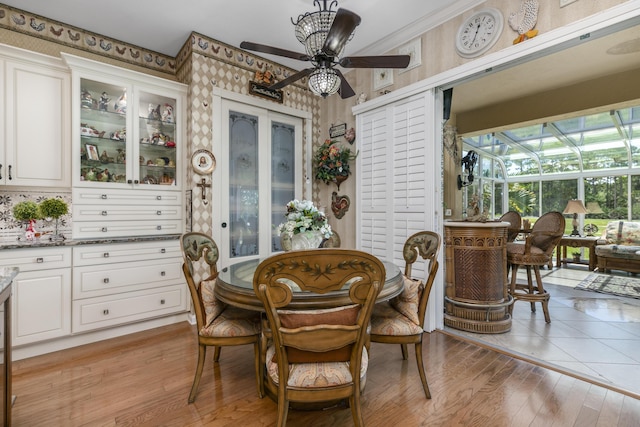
left=215, top=99, right=303, bottom=266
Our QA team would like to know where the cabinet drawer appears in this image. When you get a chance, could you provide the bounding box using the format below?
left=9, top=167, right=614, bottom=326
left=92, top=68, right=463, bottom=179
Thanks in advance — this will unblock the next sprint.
left=73, top=240, right=180, bottom=266
left=72, top=204, right=181, bottom=222
left=72, top=284, right=187, bottom=332
left=73, top=259, right=182, bottom=299
left=0, top=247, right=71, bottom=272
left=72, top=219, right=182, bottom=239
left=73, top=188, right=181, bottom=205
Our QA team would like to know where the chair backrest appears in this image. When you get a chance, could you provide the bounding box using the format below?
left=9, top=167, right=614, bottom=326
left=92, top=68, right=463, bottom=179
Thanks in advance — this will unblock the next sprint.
left=403, top=231, right=441, bottom=325
left=530, top=211, right=565, bottom=254
left=499, top=211, right=522, bottom=242
left=253, top=249, right=384, bottom=368
left=180, top=232, right=220, bottom=329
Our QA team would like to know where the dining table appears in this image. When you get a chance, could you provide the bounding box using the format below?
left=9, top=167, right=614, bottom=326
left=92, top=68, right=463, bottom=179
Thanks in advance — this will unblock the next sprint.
left=216, top=258, right=404, bottom=311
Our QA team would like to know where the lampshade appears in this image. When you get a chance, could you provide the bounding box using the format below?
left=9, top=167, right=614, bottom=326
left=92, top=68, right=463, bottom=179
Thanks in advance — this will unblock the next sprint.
left=563, top=199, right=588, bottom=214
left=308, top=67, right=341, bottom=97
left=294, top=9, right=338, bottom=57
left=586, top=201, right=604, bottom=214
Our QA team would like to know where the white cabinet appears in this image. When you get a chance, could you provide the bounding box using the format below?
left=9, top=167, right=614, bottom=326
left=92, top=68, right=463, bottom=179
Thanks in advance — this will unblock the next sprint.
left=71, top=240, right=187, bottom=333
left=1, top=44, right=71, bottom=188
left=62, top=53, right=187, bottom=239
left=0, top=247, right=72, bottom=346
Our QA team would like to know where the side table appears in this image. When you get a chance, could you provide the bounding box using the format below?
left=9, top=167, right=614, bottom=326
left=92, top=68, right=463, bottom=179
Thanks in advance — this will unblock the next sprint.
left=556, top=236, right=599, bottom=271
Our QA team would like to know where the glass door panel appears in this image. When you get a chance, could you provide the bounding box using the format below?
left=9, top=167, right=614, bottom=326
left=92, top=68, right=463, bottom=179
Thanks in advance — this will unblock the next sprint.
left=229, top=111, right=259, bottom=258
left=271, top=122, right=296, bottom=251
left=137, top=91, right=178, bottom=186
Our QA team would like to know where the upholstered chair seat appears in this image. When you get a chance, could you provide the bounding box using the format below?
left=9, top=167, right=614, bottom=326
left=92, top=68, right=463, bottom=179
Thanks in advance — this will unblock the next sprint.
left=370, top=302, right=424, bottom=336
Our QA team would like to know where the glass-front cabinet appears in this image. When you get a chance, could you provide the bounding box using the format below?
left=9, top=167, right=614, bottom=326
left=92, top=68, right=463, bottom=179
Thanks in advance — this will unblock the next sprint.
left=63, top=54, right=187, bottom=239
left=70, top=70, right=183, bottom=190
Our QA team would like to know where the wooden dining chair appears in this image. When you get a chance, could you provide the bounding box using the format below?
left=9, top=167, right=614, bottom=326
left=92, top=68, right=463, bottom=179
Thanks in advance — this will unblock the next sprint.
left=180, top=232, right=262, bottom=403
left=253, top=249, right=385, bottom=427
left=369, top=231, right=441, bottom=399
left=506, top=211, right=565, bottom=323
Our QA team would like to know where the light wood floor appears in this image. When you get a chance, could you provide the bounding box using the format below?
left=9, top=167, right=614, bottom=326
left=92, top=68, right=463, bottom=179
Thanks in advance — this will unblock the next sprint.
left=11, top=322, right=640, bottom=426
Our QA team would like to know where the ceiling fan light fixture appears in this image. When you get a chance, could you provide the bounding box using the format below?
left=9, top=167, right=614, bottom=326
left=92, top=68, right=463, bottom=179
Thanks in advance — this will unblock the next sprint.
left=294, top=9, right=336, bottom=57
left=308, top=67, right=340, bottom=98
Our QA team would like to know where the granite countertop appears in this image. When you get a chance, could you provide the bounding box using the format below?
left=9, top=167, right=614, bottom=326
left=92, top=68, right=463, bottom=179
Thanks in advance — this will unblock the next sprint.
left=0, top=234, right=181, bottom=250
left=0, top=267, right=18, bottom=293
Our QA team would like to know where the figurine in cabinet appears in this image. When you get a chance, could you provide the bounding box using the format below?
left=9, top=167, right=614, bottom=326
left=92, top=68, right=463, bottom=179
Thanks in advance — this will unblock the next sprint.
left=81, top=88, right=94, bottom=109
left=148, top=104, right=161, bottom=121
left=161, top=103, right=174, bottom=123
left=99, top=92, right=110, bottom=112
left=114, top=91, right=127, bottom=114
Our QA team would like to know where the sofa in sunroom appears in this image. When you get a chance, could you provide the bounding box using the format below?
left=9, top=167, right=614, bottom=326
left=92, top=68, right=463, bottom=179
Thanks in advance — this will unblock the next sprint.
left=595, top=221, right=640, bottom=273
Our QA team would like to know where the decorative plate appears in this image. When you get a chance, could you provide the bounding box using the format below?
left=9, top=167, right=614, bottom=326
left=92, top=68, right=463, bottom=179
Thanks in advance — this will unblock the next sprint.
left=191, top=149, right=216, bottom=175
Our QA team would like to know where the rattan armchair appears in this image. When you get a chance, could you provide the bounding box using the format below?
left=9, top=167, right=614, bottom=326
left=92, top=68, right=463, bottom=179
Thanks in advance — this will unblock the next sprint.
left=369, top=231, right=441, bottom=399
left=180, top=232, right=262, bottom=403
left=253, top=249, right=384, bottom=427
left=506, top=212, right=565, bottom=323
left=499, top=211, right=522, bottom=243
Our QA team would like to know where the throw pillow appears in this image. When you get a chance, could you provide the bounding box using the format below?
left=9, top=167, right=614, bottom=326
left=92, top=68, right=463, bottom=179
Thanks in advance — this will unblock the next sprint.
left=390, top=275, right=424, bottom=325
left=200, top=278, right=225, bottom=327
left=275, top=305, right=361, bottom=363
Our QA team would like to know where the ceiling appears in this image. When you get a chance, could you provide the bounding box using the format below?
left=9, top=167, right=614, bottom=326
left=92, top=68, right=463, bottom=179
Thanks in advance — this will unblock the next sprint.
left=2, top=0, right=639, bottom=116
left=1, top=0, right=460, bottom=70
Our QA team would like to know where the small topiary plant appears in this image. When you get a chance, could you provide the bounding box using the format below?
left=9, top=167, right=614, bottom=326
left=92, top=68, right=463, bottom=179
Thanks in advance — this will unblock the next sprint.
left=12, top=201, right=40, bottom=222
left=38, top=198, right=68, bottom=219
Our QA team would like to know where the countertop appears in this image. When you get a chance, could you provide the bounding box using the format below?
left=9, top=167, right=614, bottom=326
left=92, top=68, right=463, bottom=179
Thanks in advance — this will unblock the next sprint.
left=0, top=267, right=18, bottom=292
left=0, top=234, right=181, bottom=250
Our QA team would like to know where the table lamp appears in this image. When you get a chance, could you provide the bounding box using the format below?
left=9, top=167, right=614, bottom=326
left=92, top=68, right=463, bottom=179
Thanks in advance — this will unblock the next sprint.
left=563, top=199, right=588, bottom=236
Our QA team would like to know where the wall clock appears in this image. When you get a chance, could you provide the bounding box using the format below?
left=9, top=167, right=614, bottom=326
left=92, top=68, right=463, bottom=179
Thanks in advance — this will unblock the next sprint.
left=191, top=149, right=216, bottom=175
left=455, top=8, right=504, bottom=59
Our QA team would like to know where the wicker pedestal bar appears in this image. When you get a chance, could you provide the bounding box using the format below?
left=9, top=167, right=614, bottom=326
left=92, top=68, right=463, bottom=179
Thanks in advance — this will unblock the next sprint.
left=444, top=221, right=513, bottom=333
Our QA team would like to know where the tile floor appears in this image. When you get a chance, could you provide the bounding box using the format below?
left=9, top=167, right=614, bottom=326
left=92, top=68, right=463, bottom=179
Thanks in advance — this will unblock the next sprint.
left=444, top=264, right=640, bottom=399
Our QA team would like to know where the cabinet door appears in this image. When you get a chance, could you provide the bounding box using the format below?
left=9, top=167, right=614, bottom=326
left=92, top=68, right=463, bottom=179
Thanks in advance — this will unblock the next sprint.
left=4, top=60, right=71, bottom=187
left=12, top=268, right=71, bottom=346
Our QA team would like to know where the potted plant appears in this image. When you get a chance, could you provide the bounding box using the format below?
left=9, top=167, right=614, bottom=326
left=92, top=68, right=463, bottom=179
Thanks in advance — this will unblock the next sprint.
left=313, top=139, right=358, bottom=190
left=12, top=200, right=41, bottom=240
left=38, top=198, right=69, bottom=241
left=276, top=199, right=332, bottom=251
left=572, top=251, right=581, bottom=262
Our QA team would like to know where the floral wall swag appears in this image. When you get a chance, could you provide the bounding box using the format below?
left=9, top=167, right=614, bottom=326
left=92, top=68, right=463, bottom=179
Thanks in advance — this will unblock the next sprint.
left=313, top=139, right=358, bottom=190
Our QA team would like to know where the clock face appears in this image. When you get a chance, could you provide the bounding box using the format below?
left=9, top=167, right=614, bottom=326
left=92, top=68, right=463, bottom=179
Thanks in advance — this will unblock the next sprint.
left=455, top=8, right=503, bottom=59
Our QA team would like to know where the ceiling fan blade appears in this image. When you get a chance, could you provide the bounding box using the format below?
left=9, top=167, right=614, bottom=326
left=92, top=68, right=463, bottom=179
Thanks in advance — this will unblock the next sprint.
left=334, top=69, right=355, bottom=99
left=339, top=55, right=411, bottom=69
left=322, top=8, right=361, bottom=57
left=269, top=68, right=315, bottom=90
left=240, top=41, right=310, bottom=61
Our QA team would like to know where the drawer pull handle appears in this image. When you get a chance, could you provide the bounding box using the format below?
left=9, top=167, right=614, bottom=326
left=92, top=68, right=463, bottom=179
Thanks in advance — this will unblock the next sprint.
left=157, top=195, right=162, bottom=200
left=102, top=227, right=107, bottom=232
left=160, top=271, right=166, bottom=276
left=157, top=225, right=162, bottom=230
left=36, top=257, right=44, bottom=263
left=103, top=309, right=109, bottom=315
left=101, top=194, right=107, bottom=199
left=103, top=278, right=109, bottom=284
left=160, top=248, right=166, bottom=254
left=160, top=299, right=165, bottom=305
left=103, top=252, right=109, bottom=258
left=102, top=211, right=108, bottom=216
left=156, top=210, right=162, bottom=215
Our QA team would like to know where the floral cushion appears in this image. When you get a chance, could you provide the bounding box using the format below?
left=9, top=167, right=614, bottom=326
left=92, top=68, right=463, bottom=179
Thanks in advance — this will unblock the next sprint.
left=603, top=221, right=640, bottom=245
left=199, top=305, right=261, bottom=338
left=200, top=278, right=226, bottom=327
left=389, top=275, right=423, bottom=325
left=370, top=302, right=424, bottom=336
left=265, top=344, right=368, bottom=388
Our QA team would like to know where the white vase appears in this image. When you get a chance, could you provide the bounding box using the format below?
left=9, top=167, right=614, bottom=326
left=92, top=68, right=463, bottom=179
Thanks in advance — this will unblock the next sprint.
left=282, top=230, right=325, bottom=251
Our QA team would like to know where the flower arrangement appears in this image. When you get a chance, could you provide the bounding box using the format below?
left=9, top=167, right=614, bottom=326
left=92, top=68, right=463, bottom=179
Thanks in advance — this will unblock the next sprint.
left=276, top=199, right=332, bottom=239
left=313, top=139, right=358, bottom=186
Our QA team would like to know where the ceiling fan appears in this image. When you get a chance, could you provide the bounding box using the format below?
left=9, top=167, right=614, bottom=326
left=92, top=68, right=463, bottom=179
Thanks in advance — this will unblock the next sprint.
left=240, top=1, right=411, bottom=99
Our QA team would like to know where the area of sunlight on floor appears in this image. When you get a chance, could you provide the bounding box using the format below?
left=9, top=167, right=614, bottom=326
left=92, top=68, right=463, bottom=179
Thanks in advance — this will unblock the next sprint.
left=444, top=263, right=640, bottom=398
